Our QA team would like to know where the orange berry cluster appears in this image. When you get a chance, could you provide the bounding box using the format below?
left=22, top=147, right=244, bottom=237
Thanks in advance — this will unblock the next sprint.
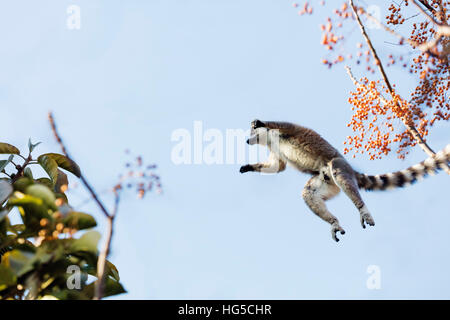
left=35, top=213, right=78, bottom=246
left=293, top=1, right=314, bottom=15
left=292, top=1, right=327, bottom=16
left=407, top=1, right=450, bottom=146
left=319, top=2, right=353, bottom=67
left=301, top=2, right=377, bottom=71
left=387, top=3, right=406, bottom=25
left=345, top=78, right=420, bottom=160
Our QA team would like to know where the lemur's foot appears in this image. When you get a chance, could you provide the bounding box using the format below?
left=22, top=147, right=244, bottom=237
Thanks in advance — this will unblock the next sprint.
left=360, top=211, right=375, bottom=229
left=331, top=222, right=345, bottom=242
left=239, top=164, right=254, bottom=173
left=251, top=119, right=265, bottom=129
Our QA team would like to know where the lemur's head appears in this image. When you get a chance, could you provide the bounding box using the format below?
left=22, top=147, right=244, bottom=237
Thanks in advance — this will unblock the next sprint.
left=247, top=119, right=270, bottom=146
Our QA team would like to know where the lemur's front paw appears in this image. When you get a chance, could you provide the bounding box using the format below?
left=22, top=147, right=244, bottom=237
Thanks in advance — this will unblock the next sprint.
left=360, top=212, right=375, bottom=229
left=251, top=119, right=265, bottom=129
left=239, top=164, right=254, bottom=174
left=331, top=222, right=345, bottom=242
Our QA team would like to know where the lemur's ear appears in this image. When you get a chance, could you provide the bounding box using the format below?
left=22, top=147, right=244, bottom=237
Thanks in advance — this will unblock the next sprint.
left=251, top=119, right=265, bottom=129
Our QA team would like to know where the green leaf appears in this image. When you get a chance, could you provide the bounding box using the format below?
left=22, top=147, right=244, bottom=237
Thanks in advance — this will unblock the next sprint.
left=0, top=155, right=14, bottom=172
left=28, top=138, right=41, bottom=153
left=8, top=193, right=42, bottom=206
left=0, top=180, right=13, bottom=203
left=0, top=264, right=17, bottom=290
left=70, top=231, right=101, bottom=254
left=7, top=249, right=34, bottom=276
left=83, top=278, right=126, bottom=299
left=35, top=178, right=53, bottom=190
left=54, top=169, right=68, bottom=193
left=25, top=184, right=56, bottom=210
left=39, top=153, right=81, bottom=178
left=106, top=260, right=120, bottom=282
left=0, top=210, right=8, bottom=223
left=12, top=178, right=34, bottom=194
left=63, top=212, right=97, bottom=230
left=0, top=143, right=20, bottom=155
left=37, top=155, right=58, bottom=185
left=102, top=278, right=127, bottom=297
left=0, top=161, right=7, bottom=173
left=82, top=259, right=120, bottom=282
left=8, top=192, right=52, bottom=226
left=23, top=167, right=33, bottom=180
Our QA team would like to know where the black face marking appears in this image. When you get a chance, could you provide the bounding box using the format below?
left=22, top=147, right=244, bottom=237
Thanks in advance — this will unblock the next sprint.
left=323, top=173, right=330, bottom=181
left=251, top=119, right=265, bottom=129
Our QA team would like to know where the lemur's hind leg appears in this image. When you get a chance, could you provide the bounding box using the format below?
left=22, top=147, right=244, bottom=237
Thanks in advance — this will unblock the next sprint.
left=329, top=158, right=375, bottom=229
left=302, top=174, right=345, bottom=242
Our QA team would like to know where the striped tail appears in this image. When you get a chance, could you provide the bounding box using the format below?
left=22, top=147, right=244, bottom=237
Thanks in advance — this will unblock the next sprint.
left=356, top=144, right=450, bottom=191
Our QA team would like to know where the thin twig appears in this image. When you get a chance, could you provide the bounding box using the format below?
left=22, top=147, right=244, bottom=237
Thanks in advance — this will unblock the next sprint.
left=349, top=0, right=450, bottom=174
left=361, top=2, right=449, bottom=58
left=48, top=112, right=120, bottom=299
left=94, top=190, right=119, bottom=300
left=48, top=113, right=111, bottom=219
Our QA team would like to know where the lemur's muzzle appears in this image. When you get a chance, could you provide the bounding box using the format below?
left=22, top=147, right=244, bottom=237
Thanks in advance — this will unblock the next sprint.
left=247, top=136, right=258, bottom=145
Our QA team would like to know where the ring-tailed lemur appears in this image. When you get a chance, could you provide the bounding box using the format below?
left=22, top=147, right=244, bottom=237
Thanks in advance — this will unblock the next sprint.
left=240, top=120, right=450, bottom=242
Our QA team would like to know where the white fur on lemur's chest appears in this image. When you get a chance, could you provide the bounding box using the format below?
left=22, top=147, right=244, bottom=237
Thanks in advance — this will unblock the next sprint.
left=271, top=139, right=323, bottom=172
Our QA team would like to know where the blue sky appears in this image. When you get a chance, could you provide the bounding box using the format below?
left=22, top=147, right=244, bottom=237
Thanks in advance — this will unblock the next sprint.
left=1, top=0, right=449, bottom=299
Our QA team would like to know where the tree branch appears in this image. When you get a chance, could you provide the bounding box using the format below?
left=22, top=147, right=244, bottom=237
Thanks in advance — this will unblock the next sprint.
left=48, top=112, right=120, bottom=299
left=348, top=0, right=450, bottom=174
left=418, top=0, right=436, bottom=13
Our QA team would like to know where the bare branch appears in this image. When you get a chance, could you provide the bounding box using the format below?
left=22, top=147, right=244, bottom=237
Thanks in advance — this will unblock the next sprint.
left=48, top=112, right=112, bottom=219
left=418, top=0, right=436, bottom=13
